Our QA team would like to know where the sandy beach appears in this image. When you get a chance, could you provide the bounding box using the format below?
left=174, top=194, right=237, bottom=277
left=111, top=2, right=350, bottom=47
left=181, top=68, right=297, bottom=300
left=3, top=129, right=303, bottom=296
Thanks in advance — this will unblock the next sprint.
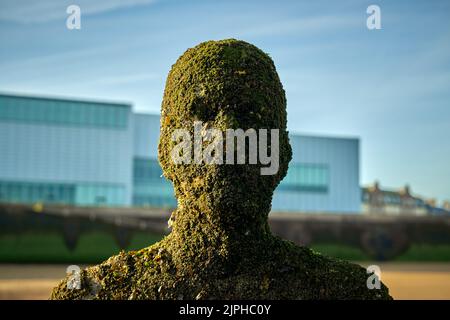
left=1, top=263, right=449, bottom=300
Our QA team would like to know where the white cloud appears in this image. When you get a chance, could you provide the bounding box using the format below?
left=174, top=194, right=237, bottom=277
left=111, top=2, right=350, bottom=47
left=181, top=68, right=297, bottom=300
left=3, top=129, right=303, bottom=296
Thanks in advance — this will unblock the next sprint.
left=0, top=0, right=156, bottom=24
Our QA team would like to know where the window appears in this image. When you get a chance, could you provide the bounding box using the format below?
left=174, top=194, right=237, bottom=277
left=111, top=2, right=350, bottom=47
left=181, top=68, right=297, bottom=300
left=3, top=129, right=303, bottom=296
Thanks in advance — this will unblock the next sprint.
left=278, top=163, right=329, bottom=193
left=74, top=183, right=125, bottom=206
left=133, top=157, right=165, bottom=182
left=132, top=157, right=176, bottom=208
left=0, top=95, right=129, bottom=129
left=0, top=180, right=76, bottom=205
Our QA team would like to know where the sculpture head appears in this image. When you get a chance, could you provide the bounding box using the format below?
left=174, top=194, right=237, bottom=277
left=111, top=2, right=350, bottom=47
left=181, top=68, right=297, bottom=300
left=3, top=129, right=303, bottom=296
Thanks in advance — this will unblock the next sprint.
left=158, top=39, right=291, bottom=219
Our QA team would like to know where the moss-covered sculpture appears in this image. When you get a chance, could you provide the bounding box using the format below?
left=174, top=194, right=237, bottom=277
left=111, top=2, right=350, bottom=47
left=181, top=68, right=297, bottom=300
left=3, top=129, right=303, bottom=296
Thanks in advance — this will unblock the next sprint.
left=51, top=39, right=392, bottom=300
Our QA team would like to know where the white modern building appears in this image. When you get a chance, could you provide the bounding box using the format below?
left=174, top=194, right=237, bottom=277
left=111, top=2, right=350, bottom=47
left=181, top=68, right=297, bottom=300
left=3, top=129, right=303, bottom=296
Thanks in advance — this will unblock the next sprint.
left=0, top=93, right=361, bottom=213
left=273, top=134, right=360, bottom=213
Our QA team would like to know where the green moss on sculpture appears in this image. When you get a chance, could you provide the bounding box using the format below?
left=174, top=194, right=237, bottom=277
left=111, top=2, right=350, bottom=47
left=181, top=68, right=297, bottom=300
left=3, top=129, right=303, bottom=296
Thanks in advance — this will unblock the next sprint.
left=51, top=39, right=392, bottom=300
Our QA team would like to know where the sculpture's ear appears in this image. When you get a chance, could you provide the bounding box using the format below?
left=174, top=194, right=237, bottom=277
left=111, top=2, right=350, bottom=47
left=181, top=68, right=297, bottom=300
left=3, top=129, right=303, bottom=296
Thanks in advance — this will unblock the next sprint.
left=158, top=123, right=177, bottom=182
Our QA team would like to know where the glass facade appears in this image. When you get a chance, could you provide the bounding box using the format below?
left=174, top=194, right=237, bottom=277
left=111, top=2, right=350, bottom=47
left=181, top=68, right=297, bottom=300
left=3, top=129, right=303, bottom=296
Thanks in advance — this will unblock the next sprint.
left=0, top=180, right=125, bottom=206
left=0, top=95, right=129, bottom=129
left=0, top=181, right=76, bottom=205
left=278, top=163, right=329, bottom=193
left=130, top=158, right=329, bottom=208
left=132, top=157, right=176, bottom=207
left=75, top=184, right=126, bottom=206
left=1, top=94, right=357, bottom=211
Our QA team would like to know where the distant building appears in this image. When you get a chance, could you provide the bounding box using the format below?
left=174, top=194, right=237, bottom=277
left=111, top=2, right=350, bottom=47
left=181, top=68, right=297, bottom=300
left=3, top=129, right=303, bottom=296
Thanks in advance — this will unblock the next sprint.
left=428, top=200, right=450, bottom=216
left=0, top=93, right=361, bottom=213
left=0, top=93, right=133, bottom=207
left=272, top=134, right=360, bottom=213
left=135, top=114, right=361, bottom=213
left=444, top=201, right=450, bottom=212
left=362, top=181, right=437, bottom=216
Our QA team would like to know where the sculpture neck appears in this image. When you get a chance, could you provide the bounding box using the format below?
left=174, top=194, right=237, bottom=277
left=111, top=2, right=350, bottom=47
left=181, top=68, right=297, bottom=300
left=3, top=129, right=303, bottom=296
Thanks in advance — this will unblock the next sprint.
left=167, top=194, right=273, bottom=270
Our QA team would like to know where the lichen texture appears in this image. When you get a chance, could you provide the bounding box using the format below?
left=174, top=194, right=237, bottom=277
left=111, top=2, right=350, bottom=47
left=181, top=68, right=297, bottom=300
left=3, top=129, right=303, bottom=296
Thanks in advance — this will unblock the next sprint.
left=51, top=39, right=392, bottom=300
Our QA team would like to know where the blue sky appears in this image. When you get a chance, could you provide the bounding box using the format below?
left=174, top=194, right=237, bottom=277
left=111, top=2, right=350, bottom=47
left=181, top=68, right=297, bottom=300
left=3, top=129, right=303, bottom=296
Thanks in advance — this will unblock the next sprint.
left=0, top=0, right=449, bottom=203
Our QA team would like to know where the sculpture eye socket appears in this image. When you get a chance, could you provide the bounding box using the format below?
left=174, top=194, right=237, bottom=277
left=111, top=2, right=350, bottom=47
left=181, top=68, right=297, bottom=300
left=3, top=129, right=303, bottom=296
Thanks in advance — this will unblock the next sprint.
left=191, top=104, right=214, bottom=123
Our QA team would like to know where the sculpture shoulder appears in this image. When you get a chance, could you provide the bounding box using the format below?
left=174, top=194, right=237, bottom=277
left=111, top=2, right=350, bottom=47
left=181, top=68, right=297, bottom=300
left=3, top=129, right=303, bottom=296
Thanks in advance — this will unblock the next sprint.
left=272, top=240, right=393, bottom=299
left=50, top=244, right=169, bottom=300
left=50, top=238, right=393, bottom=300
